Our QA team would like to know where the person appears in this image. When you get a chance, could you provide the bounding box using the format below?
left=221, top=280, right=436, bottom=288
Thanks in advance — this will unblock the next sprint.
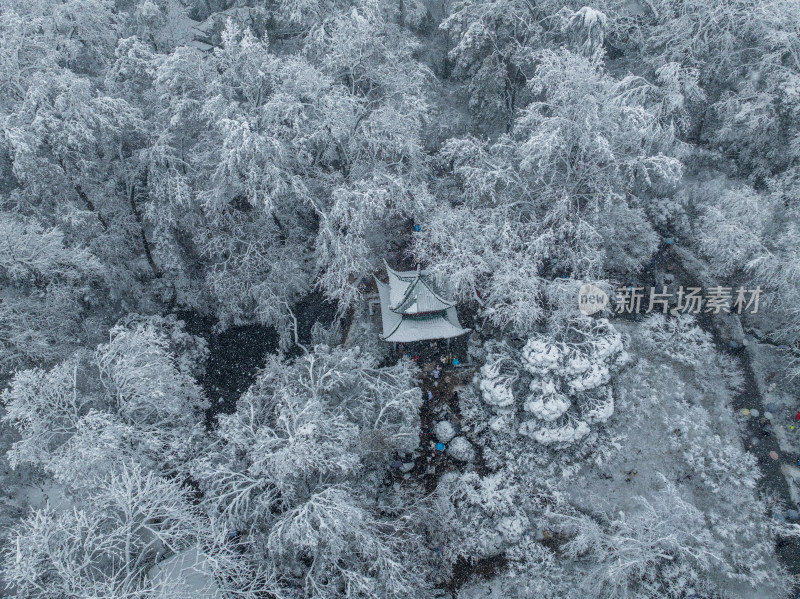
left=432, top=368, right=440, bottom=379
left=427, top=389, right=433, bottom=401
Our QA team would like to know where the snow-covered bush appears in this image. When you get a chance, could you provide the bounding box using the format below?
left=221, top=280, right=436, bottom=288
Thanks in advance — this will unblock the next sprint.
left=474, top=318, right=627, bottom=448
left=433, top=470, right=530, bottom=566
left=478, top=348, right=518, bottom=408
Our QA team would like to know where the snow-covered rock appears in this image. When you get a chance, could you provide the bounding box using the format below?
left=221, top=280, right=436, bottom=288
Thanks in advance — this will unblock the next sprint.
left=448, top=436, right=475, bottom=462
left=435, top=421, right=456, bottom=443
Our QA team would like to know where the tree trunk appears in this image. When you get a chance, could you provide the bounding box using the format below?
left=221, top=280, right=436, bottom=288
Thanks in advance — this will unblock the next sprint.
left=129, top=181, right=161, bottom=278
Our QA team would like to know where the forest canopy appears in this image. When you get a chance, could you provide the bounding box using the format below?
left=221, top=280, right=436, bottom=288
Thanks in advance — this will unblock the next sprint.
left=1, top=0, right=800, bottom=597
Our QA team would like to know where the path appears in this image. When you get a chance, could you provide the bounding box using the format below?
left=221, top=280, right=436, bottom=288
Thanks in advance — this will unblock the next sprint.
left=636, top=242, right=800, bottom=575
left=384, top=343, right=506, bottom=596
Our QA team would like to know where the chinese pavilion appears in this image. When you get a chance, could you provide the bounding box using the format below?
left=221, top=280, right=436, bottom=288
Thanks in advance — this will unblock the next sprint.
left=375, top=261, right=471, bottom=343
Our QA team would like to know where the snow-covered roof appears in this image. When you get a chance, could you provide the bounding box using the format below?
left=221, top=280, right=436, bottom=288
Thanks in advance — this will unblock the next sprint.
left=384, top=261, right=454, bottom=314
left=375, top=264, right=470, bottom=343
left=149, top=546, right=221, bottom=599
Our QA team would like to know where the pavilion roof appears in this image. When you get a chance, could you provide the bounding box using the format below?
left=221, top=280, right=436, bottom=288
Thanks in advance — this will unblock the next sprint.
left=384, top=262, right=454, bottom=314
left=375, top=262, right=470, bottom=343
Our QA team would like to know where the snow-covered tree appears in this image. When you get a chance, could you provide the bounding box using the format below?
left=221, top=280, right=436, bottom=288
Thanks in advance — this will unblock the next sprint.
left=265, top=485, right=426, bottom=599
left=2, top=316, right=207, bottom=489
left=305, top=1, right=435, bottom=308
left=0, top=214, right=105, bottom=374
left=144, top=25, right=319, bottom=335
left=552, top=475, right=727, bottom=598
left=2, top=465, right=263, bottom=599
left=440, top=0, right=540, bottom=130
left=197, top=344, right=420, bottom=517
left=690, top=181, right=775, bottom=278
left=415, top=48, right=681, bottom=333
left=475, top=317, right=627, bottom=448
left=1, top=1, right=798, bottom=595
left=552, top=315, right=789, bottom=598
left=434, top=470, right=529, bottom=566
left=557, top=6, right=610, bottom=57
left=193, top=344, right=430, bottom=597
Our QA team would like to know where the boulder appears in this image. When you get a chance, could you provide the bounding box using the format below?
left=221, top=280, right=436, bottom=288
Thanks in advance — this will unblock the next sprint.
left=448, top=437, right=475, bottom=462
left=434, top=421, right=456, bottom=443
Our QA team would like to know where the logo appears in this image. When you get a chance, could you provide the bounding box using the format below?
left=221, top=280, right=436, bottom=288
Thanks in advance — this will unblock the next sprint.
left=578, top=284, right=609, bottom=316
